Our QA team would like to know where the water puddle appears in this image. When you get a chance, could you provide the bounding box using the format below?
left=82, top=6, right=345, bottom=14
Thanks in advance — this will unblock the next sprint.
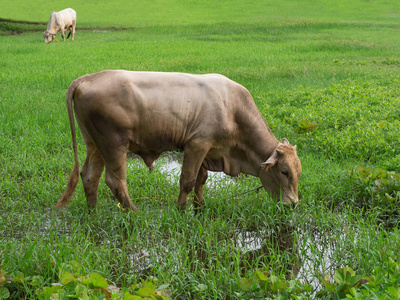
left=127, top=152, right=339, bottom=290
left=127, top=152, right=234, bottom=188
left=126, top=226, right=338, bottom=293
left=296, top=228, right=347, bottom=291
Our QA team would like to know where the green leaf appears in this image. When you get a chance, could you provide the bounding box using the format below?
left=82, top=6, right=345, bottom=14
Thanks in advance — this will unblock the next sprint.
left=0, top=287, right=10, bottom=300
left=123, top=293, right=142, bottom=300
left=142, top=280, right=155, bottom=289
left=90, top=272, right=108, bottom=289
left=0, top=269, right=6, bottom=287
left=30, top=275, right=44, bottom=287
left=319, top=274, right=335, bottom=292
left=60, top=270, right=77, bottom=285
left=343, top=267, right=355, bottom=277
left=156, top=284, right=170, bottom=291
left=38, top=285, right=62, bottom=300
left=357, top=166, right=371, bottom=178
left=256, top=270, right=269, bottom=281
left=81, top=274, right=91, bottom=287
left=74, top=284, right=89, bottom=300
left=387, top=287, right=400, bottom=298
left=349, top=275, right=363, bottom=286
left=372, top=168, right=387, bottom=179
left=239, top=278, right=252, bottom=291
left=196, top=284, right=207, bottom=292
left=12, top=271, right=25, bottom=283
left=136, top=286, right=155, bottom=297
left=270, top=277, right=288, bottom=293
left=297, top=120, right=318, bottom=133
left=156, top=286, right=172, bottom=299
left=334, top=267, right=355, bottom=284
left=70, top=260, right=82, bottom=276
left=348, top=287, right=357, bottom=297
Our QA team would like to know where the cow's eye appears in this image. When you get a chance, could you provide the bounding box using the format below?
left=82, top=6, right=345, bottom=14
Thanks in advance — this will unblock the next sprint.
left=281, top=171, right=289, bottom=177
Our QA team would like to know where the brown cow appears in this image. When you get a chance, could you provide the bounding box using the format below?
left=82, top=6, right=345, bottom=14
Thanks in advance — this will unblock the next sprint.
left=56, top=71, right=302, bottom=212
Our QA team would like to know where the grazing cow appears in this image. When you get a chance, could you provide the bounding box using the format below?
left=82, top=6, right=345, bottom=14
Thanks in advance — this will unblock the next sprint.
left=56, top=71, right=302, bottom=212
left=43, top=8, right=76, bottom=43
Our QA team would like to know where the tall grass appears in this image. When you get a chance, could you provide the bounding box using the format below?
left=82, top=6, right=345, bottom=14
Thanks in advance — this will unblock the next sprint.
left=1, top=0, right=400, bottom=298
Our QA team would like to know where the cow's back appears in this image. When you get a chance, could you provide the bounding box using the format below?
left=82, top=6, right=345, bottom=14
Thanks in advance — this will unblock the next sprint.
left=53, top=8, right=76, bottom=27
left=72, top=71, right=255, bottom=154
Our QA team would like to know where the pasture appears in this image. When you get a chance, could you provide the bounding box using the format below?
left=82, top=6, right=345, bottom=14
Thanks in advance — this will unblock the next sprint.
left=1, top=0, right=400, bottom=298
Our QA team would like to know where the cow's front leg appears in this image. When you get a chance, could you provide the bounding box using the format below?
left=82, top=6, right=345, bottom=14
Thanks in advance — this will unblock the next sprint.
left=177, top=142, right=209, bottom=210
left=194, top=165, right=208, bottom=213
left=61, top=28, right=65, bottom=41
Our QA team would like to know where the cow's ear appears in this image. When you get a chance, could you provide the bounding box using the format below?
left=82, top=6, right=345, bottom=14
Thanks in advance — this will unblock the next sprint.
left=261, top=151, right=279, bottom=170
left=282, top=138, right=290, bottom=145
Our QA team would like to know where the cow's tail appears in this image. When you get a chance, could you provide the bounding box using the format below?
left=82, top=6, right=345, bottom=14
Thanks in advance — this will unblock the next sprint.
left=55, top=78, right=83, bottom=208
left=67, top=31, right=71, bottom=39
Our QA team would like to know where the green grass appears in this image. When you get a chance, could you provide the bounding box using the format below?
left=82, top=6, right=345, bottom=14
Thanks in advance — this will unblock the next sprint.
left=1, top=0, right=399, bottom=26
left=1, top=0, right=400, bottom=299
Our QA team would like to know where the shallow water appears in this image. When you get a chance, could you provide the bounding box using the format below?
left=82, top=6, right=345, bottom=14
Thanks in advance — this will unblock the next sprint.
left=126, top=153, right=339, bottom=290
left=296, top=229, right=341, bottom=291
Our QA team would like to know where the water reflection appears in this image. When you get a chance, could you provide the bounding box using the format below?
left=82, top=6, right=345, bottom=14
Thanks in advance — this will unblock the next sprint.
left=296, top=228, right=344, bottom=291
left=128, top=227, right=301, bottom=282
left=124, top=223, right=339, bottom=294
left=240, top=228, right=300, bottom=277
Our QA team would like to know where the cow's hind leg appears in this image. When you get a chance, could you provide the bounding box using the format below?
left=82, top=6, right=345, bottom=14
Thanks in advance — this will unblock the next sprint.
left=80, top=142, right=105, bottom=209
left=177, top=142, right=210, bottom=210
left=194, top=165, right=208, bottom=213
left=103, top=150, right=138, bottom=212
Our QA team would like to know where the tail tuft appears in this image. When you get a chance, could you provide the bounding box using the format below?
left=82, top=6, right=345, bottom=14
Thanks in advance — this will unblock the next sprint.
left=55, top=162, right=79, bottom=208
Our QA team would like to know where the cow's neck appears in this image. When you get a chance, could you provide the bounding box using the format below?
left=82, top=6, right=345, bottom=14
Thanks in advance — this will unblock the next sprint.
left=243, top=124, right=279, bottom=176
left=46, top=21, right=57, bottom=34
left=224, top=113, right=280, bottom=177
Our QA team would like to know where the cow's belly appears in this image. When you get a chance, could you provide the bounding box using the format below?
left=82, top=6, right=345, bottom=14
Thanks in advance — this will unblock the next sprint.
left=128, top=132, right=184, bottom=154
left=127, top=130, right=186, bottom=169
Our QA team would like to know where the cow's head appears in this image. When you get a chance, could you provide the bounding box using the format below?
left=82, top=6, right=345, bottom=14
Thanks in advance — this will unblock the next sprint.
left=258, top=138, right=302, bottom=205
left=43, top=30, right=54, bottom=43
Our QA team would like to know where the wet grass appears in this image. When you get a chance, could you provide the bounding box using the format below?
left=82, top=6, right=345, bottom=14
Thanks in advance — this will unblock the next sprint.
left=1, top=0, right=400, bottom=299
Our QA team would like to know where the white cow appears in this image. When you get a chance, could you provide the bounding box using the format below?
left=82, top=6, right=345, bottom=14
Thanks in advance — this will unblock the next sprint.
left=43, top=8, right=76, bottom=43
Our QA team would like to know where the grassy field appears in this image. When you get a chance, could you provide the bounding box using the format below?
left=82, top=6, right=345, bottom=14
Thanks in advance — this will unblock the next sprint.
left=1, top=0, right=400, bottom=299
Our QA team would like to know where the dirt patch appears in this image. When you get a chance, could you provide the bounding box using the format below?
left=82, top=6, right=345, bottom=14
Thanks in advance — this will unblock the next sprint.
left=0, top=18, right=138, bottom=32
left=0, top=18, right=47, bottom=25
left=0, top=18, right=46, bottom=35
